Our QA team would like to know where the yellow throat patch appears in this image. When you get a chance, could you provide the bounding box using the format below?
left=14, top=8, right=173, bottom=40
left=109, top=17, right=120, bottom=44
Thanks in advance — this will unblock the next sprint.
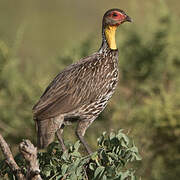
left=105, top=25, right=117, bottom=50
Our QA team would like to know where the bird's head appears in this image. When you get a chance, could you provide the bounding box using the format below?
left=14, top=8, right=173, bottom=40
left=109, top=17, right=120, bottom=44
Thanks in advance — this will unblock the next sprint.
left=103, top=9, right=132, bottom=27
left=102, top=9, right=132, bottom=50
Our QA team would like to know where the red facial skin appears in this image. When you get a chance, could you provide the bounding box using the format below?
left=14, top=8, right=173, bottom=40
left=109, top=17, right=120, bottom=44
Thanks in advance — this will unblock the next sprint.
left=108, top=11, right=127, bottom=25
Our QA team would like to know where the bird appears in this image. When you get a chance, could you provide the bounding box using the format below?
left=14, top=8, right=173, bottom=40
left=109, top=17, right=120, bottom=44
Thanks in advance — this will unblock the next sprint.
left=32, top=8, right=132, bottom=154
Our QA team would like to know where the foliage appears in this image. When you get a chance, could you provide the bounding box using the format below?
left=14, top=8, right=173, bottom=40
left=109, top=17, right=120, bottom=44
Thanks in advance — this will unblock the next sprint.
left=0, top=29, right=39, bottom=151
left=0, top=130, right=141, bottom=179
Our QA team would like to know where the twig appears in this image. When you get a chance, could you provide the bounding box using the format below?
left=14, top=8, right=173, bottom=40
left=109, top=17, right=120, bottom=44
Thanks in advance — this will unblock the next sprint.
left=0, top=133, right=25, bottom=180
left=0, top=134, right=42, bottom=180
left=19, top=139, right=42, bottom=180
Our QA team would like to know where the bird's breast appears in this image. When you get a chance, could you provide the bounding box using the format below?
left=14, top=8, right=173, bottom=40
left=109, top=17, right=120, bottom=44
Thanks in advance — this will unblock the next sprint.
left=74, top=51, right=119, bottom=119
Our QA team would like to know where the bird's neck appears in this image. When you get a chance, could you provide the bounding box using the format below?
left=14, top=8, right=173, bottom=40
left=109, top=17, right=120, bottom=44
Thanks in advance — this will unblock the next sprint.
left=105, top=25, right=117, bottom=49
left=99, top=25, right=118, bottom=52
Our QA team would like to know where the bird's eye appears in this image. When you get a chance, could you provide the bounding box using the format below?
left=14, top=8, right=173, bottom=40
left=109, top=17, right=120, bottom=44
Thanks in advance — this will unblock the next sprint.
left=112, top=13, right=118, bottom=17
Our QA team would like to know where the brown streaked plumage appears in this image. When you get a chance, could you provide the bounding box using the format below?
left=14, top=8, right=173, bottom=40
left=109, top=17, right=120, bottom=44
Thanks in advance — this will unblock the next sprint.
left=33, top=9, right=132, bottom=154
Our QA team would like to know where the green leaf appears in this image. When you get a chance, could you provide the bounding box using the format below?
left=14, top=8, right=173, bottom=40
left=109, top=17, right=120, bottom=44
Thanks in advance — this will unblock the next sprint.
left=102, top=174, right=107, bottom=180
left=76, top=166, right=82, bottom=176
left=55, top=174, right=63, bottom=179
left=89, top=162, right=96, bottom=170
left=94, top=166, right=105, bottom=179
left=61, top=164, right=68, bottom=175
left=110, top=132, right=116, bottom=140
left=61, top=151, right=69, bottom=161
left=102, top=131, right=107, bottom=136
left=74, top=141, right=81, bottom=151
left=121, top=140, right=128, bottom=148
left=133, top=153, right=142, bottom=161
left=69, top=172, right=77, bottom=180
left=91, top=152, right=98, bottom=161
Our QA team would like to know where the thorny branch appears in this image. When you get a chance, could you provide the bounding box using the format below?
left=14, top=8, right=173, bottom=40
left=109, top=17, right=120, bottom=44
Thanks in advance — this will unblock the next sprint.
left=0, top=133, right=42, bottom=180
left=0, top=133, right=25, bottom=180
left=19, top=140, right=42, bottom=180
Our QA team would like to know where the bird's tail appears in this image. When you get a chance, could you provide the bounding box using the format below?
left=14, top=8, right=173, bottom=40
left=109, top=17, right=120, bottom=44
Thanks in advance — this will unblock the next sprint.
left=35, top=119, right=56, bottom=149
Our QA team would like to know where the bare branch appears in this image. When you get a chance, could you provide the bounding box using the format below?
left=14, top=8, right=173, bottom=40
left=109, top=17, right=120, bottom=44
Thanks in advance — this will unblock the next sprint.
left=0, top=133, right=25, bottom=180
left=19, top=139, right=42, bottom=180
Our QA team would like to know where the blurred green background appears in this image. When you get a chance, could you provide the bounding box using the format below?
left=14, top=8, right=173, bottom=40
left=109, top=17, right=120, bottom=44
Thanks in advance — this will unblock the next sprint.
left=0, top=0, right=180, bottom=179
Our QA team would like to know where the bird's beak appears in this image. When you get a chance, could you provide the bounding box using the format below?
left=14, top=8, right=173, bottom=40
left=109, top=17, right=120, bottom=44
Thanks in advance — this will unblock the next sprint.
left=125, top=15, right=132, bottom=22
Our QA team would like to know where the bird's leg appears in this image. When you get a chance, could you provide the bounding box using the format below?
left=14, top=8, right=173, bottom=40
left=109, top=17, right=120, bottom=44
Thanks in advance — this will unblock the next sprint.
left=54, top=115, right=66, bottom=152
left=56, top=128, right=66, bottom=152
left=76, top=120, right=93, bottom=154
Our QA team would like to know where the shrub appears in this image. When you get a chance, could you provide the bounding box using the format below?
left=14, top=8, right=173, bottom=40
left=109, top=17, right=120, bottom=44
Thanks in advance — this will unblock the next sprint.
left=0, top=130, right=141, bottom=180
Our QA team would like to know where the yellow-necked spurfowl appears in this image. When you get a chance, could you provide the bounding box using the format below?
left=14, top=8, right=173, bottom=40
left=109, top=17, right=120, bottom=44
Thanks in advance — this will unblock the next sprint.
left=33, top=9, right=132, bottom=154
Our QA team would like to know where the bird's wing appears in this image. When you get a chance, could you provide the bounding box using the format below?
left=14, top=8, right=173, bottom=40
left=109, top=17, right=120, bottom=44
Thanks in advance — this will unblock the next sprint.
left=33, top=53, right=103, bottom=120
